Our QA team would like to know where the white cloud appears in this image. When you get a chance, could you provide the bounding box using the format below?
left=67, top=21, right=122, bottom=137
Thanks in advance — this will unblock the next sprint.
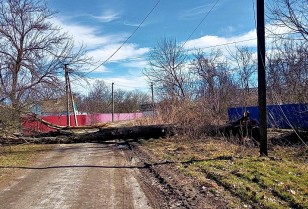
left=105, top=76, right=149, bottom=90
left=180, top=3, right=221, bottom=20
left=51, top=17, right=151, bottom=73
left=83, top=64, right=110, bottom=73
left=94, top=10, right=121, bottom=22
left=184, top=23, right=298, bottom=55
left=123, top=21, right=146, bottom=27
left=51, top=18, right=126, bottom=49
left=74, top=75, right=149, bottom=94
left=265, top=22, right=294, bottom=37
left=122, top=58, right=148, bottom=69
left=51, top=16, right=150, bottom=67
left=86, top=43, right=150, bottom=63
left=220, top=26, right=236, bottom=34
left=184, top=29, right=257, bottom=52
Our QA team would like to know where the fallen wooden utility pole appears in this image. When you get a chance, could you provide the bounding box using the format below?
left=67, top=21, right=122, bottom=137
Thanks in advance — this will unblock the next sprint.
left=0, top=125, right=176, bottom=145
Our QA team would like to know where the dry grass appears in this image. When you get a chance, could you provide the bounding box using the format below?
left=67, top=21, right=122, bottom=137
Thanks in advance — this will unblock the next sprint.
left=0, top=144, right=55, bottom=183
left=136, top=101, right=307, bottom=208
left=140, top=136, right=308, bottom=209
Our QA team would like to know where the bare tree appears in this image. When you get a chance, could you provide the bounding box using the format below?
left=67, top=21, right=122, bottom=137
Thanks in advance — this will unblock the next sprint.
left=190, top=49, right=236, bottom=124
left=228, top=46, right=257, bottom=107
left=267, top=40, right=308, bottom=104
left=267, top=0, right=308, bottom=41
left=79, top=81, right=151, bottom=114
left=120, top=90, right=151, bottom=113
left=144, top=37, right=191, bottom=100
left=0, top=0, right=89, bottom=112
left=114, top=89, right=151, bottom=113
left=191, top=49, right=221, bottom=101
left=266, top=0, right=308, bottom=133
left=79, top=81, right=111, bottom=113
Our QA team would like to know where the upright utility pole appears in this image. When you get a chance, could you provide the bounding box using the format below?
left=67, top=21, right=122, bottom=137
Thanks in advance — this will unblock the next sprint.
left=257, top=0, right=268, bottom=156
left=68, top=75, right=78, bottom=126
left=112, top=82, right=114, bottom=122
left=151, top=82, right=155, bottom=115
left=64, top=64, right=70, bottom=127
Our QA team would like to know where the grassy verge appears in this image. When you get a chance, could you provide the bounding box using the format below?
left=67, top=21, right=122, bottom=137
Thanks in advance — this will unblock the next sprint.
left=0, top=144, right=55, bottom=182
left=140, top=137, right=308, bottom=209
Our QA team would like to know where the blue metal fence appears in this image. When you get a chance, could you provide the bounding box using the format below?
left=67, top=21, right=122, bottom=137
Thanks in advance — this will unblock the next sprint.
left=228, top=104, right=308, bottom=129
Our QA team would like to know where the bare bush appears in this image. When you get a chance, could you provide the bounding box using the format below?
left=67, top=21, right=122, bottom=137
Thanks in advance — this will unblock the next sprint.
left=150, top=99, right=214, bottom=138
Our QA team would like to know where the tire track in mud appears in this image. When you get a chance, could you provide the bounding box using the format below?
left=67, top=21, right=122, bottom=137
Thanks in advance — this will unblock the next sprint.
left=130, top=143, right=229, bottom=209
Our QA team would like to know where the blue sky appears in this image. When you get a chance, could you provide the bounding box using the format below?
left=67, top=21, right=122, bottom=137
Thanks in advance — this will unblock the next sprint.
left=47, top=0, right=266, bottom=93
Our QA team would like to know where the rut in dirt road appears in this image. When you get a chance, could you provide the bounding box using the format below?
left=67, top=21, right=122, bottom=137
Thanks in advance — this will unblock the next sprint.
left=0, top=143, right=152, bottom=209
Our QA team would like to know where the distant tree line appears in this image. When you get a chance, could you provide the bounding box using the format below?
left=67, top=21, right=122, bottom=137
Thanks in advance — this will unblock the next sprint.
left=76, top=81, right=151, bottom=114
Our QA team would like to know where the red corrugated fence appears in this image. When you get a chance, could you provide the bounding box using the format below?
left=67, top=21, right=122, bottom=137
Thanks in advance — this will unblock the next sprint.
left=22, top=113, right=144, bottom=134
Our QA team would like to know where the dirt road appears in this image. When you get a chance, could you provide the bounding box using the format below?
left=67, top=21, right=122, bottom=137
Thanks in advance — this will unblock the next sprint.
left=0, top=143, right=154, bottom=209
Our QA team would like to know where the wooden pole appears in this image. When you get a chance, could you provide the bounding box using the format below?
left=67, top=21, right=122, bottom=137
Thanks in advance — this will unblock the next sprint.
left=257, top=0, right=268, bottom=156
left=112, top=82, right=114, bottom=122
left=151, top=82, right=155, bottom=116
left=68, top=75, right=78, bottom=126
left=64, top=64, right=70, bottom=127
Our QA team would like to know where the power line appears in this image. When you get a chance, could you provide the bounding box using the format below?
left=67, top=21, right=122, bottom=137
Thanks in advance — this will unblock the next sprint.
left=114, top=83, right=147, bottom=89
left=82, top=37, right=257, bottom=62
left=184, top=37, right=257, bottom=52
left=70, top=0, right=300, bottom=85
left=76, top=0, right=160, bottom=79
left=251, top=0, right=257, bottom=31
left=86, top=79, right=150, bottom=90
left=182, top=0, right=220, bottom=47
left=78, top=31, right=294, bottom=73
left=182, top=0, right=298, bottom=53
left=183, top=30, right=301, bottom=53
left=182, top=0, right=256, bottom=53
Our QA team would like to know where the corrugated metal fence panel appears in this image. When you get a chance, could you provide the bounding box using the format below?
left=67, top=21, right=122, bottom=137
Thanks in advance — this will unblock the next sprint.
left=227, top=106, right=259, bottom=123
left=22, top=113, right=144, bottom=134
left=84, top=113, right=143, bottom=125
left=85, top=114, right=113, bottom=125
left=228, top=104, right=308, bottom=129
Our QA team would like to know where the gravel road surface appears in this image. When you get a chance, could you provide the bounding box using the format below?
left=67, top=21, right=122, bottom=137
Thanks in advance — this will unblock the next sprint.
left=0, top=143, right=153, bottom=209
